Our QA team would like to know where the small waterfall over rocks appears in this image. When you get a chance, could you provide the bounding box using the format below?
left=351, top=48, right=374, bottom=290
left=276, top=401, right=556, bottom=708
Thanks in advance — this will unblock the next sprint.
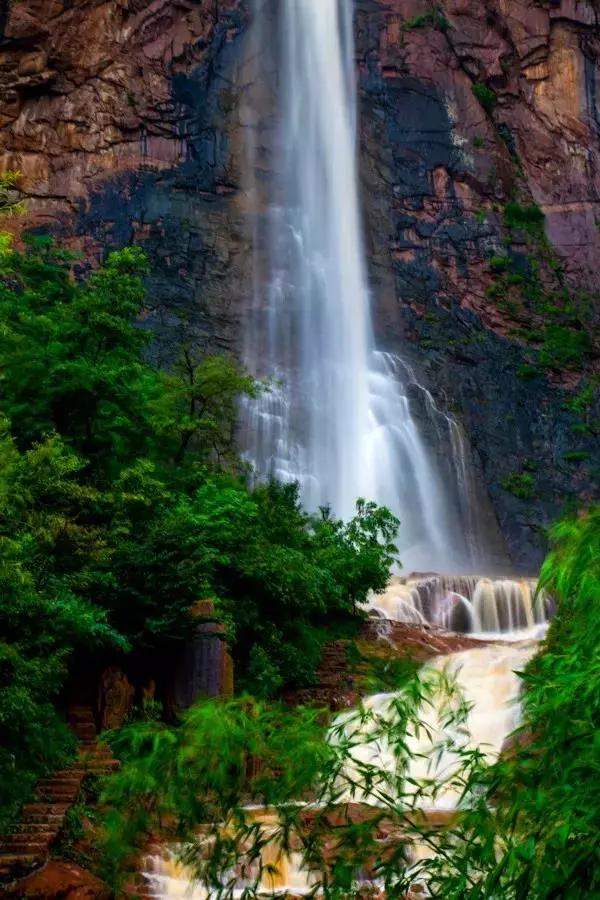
left=368, top=574, right=554, bottom=636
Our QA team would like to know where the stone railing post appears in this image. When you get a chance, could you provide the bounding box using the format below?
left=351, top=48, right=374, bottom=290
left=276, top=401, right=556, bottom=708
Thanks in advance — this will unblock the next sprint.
left=173, top=599, right=234, bottom=709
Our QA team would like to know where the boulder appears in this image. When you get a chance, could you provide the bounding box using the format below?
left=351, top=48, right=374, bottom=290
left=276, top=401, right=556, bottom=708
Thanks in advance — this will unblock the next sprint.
left=7, top=860, right=110, bottom=899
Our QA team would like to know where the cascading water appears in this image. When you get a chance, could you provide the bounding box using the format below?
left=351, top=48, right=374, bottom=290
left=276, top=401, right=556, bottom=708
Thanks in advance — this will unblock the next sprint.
left=242, top=0, right=484, bottom=572
left=144, top=642, right=538, bottom=896
left=341, top=640, right=539, bottom=811
left=368, top=574, right=553, bottom=636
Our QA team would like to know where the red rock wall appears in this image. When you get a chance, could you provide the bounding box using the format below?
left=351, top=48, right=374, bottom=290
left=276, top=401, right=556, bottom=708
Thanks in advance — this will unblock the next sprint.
left=358, top=0, right=600, bottom=326
left=0, top=0, right=245, bottom=237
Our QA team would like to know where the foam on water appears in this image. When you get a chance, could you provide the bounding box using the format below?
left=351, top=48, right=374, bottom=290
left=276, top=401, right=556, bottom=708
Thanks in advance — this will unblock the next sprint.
left=367, top=573, right=553, bottom=635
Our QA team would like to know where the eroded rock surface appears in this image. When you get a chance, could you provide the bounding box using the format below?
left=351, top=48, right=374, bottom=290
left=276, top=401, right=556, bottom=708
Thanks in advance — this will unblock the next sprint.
left=0, top=0, right=598, bottom=569
left=6, top=859, right=110, bottom=899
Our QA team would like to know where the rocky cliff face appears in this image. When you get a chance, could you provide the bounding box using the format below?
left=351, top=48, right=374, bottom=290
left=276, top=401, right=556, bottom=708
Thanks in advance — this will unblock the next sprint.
left=0, top=0, right=598, bottom=570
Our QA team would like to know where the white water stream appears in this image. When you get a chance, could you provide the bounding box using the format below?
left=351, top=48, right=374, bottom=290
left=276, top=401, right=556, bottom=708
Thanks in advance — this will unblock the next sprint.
left=144, top=641, right=537, bottom=897
left=368, top=573, right=553, bottom=637
left=241, top=0, right=483, bottom=572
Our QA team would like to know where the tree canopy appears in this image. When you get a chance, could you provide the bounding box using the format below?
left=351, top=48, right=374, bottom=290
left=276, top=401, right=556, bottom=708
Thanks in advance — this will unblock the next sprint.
left=0, top=235, right=398, bottom=827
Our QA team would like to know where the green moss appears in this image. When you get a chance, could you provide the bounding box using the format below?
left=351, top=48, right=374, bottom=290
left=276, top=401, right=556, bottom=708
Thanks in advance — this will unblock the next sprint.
left=0, top=170, right=26, bottom=217
left=473, top=135, right=485, bottom=148
left=403, top=9, right=449, bottom=31
left=472, top=82, right=497, bottom=114
left=501, top=471, right=536, bottom=500
left=503, top=201, right=545, bottom=236
left=537, top=325, right=592, bottom=371
left=562, top=451, right=590, bottom=464
left=522, top=458, right=539, bottom=473
left=563, top=383, right=597, bottom=416
left=485, top=234, right=596, bottom=377
left=489, top=254, right=511, bottom=272
left=498, top=299, right=521, bottom=317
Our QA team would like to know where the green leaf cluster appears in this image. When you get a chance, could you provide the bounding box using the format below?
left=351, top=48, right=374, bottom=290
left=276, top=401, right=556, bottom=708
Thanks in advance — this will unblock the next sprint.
left=486, top=247, right=596, bottom=376
left=403, top=8, right=448, bottom=31
left=501, top=470, right=536, bottom=500
left=0, top=171, right=26, bottom=218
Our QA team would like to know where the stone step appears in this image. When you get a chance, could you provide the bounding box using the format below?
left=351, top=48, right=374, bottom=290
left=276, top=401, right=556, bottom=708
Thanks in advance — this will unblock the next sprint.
left=0, top=836, right=54, bottom=853
left=68, top=706, right=96, bottom=722
left=21, top=814, right=65, bottom=828
left=0, top=852, right=41, bottom=867
left=10, top=824, right=58, bottom=836
left=22, top=803, right=69, bottom=817
left=72, top=723, right=97, bottom=741
left=0, top=724, right=121, bottom=883
left=78, top=755, right=119, bottom=768
left=78, top=747, right=113, bottom=758
left=37, top=776, right=83, bottom=789
left=34, top=788, right=80, bottom=802
left=36, top=778, right=82, bottom=795
left=78, top=756, right=114, bottom=765
left=78, top=761, right=119, bottom=772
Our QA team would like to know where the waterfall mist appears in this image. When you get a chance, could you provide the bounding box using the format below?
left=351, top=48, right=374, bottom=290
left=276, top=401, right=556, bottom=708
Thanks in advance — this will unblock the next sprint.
left=241, top=0, right=488, bottom=572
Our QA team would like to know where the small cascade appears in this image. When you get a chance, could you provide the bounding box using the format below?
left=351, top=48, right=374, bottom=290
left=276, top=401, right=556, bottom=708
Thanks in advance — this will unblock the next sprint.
left=342, top=641, right=538, bottom=811
left=143, top=642, right=540, bottom=896
left=368, top=574, right=553, bottom=636
left=142, top=811, right=315, bottom=898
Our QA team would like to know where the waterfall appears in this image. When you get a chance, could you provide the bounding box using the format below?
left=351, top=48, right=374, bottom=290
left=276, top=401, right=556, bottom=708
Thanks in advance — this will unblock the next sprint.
left=143, top=643, right=538, bottom=896
left=241, top=0, right=482, bottom=572
left=368, top=574, right=554, bottom=637
left=138, top=9, right=549, bottom=896
left=341, top=641, right=539, bottom=811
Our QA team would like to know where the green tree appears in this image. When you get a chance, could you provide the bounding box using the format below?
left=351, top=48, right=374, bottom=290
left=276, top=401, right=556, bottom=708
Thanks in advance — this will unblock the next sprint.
left=0, top=235, right=398, bottom=824
left=0, top=424, right=122, bottom=828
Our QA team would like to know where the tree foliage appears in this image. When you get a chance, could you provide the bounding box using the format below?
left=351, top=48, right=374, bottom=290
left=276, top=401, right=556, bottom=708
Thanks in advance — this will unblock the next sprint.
left=0, top=236, right=397, bottom=826
left=0, top=171, right=25, bottom=218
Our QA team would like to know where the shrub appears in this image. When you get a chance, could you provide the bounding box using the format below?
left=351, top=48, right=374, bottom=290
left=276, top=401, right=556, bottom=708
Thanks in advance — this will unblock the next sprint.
left=403, top=9, right=448, bottom=31
left=538, top=324, right=592, bottom=371
left=472, top=82, right=497, bottom=114
left=501, top=470, right=536, bottom=500
left=562, top=450, right=590, bottom=464
left=503, top=201, right=545, bottom=236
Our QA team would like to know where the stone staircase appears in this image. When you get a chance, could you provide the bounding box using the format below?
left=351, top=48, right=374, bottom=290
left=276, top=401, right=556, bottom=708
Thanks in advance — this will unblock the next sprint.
left=0, top=705, right=118, bottom=882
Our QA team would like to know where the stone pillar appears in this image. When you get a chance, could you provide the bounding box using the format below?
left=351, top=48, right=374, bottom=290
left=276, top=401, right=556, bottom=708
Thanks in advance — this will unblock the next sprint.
left=98, top=666, right=135, bottom=731
left=173, top=599, right=234, bottom=710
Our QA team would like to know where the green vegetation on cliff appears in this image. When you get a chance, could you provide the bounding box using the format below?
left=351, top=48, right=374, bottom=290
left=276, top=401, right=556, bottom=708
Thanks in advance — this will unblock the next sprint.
left=0, top=237, right=397, bottom=827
